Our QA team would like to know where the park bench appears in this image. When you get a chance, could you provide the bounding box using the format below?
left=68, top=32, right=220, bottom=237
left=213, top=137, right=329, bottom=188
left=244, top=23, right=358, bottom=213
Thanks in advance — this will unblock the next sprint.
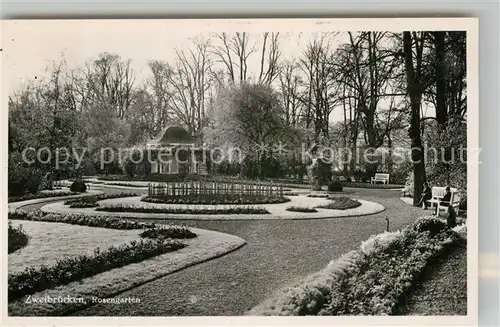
left=427, top=186, right=460, bottom=216
left=371, top=173, right=390, bottom=185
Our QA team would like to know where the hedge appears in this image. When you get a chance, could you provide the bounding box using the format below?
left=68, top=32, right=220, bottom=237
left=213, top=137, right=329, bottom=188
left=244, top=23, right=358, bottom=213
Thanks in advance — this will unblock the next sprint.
left=8, top=191, right=80, bottom=203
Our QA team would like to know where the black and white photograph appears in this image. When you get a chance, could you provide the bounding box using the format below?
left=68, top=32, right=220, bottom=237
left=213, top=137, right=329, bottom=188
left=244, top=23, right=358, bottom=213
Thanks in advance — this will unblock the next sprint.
left=2, top=18, right=478, bottom=324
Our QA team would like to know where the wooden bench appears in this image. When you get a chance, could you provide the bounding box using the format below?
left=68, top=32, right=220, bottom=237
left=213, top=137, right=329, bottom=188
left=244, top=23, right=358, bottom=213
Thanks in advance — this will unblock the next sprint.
left=371, top=173, right=390, bottom=185
left=427, top=186, right=460, bottom=216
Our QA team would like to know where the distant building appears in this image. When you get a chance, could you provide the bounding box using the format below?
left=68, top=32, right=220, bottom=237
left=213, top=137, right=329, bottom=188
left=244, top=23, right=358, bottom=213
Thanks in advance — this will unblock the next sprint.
left=146, top=125, right=208, bottom=175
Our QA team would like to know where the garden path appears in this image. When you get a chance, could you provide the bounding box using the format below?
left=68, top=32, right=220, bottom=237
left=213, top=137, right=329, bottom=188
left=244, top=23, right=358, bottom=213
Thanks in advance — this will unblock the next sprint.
left=22, top=186, right=426, bottom=316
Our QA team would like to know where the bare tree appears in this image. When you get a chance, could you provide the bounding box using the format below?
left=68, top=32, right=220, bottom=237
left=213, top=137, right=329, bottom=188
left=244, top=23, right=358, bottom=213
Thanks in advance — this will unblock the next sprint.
left=168, top=39, right=213, bottom=134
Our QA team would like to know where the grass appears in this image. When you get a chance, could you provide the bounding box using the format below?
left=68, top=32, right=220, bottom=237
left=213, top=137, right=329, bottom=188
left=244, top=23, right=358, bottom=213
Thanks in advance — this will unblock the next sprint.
left=286, top=206, right=318, bottom=213
left=96, top=204, right=270, bottom=215
left=8, top=239, right=185, bottom=302
left=315, top=197, right=362, bottom=210
left=8, top=222, right=29, bottom=254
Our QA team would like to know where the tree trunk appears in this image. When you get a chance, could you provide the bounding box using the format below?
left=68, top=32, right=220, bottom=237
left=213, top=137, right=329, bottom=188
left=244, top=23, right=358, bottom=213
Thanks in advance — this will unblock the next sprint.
left=403, top=32, right=427, bottom=206
left=433, top=31, right=448, bottom=128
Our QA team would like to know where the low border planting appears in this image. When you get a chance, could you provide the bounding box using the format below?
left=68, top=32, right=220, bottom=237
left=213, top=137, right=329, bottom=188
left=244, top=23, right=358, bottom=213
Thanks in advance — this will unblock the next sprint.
left=64, top=192, right=139, bottom=208
left=316, top=197, right=362, bottom=210
left=247, top=217, right=464, bottom=316
left=9, top=209, right=157, bottom=230
left=8, top=191, right=80, bottom=203
left=140, top=227, right=197, bottom=240
left=142, top=194, right=290, bottom=205
left=286, top=206, right=318, bottom=213
left=8, top=239, right=185, bottom=302
left=8, top=222, right=29, bottom=254
left=96, top=204, right=270, bottom=215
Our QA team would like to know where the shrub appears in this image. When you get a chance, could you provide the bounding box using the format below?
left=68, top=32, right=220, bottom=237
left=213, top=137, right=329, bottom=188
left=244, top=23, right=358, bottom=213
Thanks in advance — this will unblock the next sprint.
left=412, top=216, right=447, bottom=236
left=8, top=153, right=45, bottom=196
left=286, top=206, right=317, bottom=213
left=8, top=222, right=29, bottom=254
left=316, top=197, right=361, bottom=210
left=140, top=227, right=197, bottom=240
left=327, top=181, right=343, bottom=192
left=8, top=239, right=185, bottom=301
left=69, top=180, right=87, bottom=193
left=96, top=204, right=270, bottom=215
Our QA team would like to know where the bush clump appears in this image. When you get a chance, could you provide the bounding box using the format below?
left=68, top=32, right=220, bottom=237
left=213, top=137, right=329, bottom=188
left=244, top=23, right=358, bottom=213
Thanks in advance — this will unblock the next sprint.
left=8, top=239, right=185, bottom=302
left=327, top=181, right=343, bottom=192
left=8, top=222, right=29, bottom=254
left=69, top=180, right=87, bottom=193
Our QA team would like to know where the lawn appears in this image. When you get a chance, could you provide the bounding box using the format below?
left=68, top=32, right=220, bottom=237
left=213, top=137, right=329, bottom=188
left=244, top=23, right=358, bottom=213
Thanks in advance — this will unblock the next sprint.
left=8, top=220, right=143, bottom=274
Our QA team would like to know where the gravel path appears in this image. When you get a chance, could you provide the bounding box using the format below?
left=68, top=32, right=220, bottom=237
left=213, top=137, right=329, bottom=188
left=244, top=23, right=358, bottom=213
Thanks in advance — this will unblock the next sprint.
left=20, top=186, right=426, bottom=316
left=396, top=240, right=468, bottom=315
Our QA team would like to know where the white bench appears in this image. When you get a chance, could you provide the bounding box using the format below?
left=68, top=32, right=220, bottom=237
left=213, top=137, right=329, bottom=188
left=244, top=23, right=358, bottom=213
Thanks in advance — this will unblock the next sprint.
left=427, top=186, right=460, bottom=216
left=371, top=173, right=390, bottom=185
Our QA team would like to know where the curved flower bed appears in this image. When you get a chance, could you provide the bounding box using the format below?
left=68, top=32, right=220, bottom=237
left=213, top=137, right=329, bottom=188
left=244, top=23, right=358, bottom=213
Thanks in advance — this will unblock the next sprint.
left=142, top=194, right=290, bottom=205
left=64, top=192, right=139, bottom=208
left=96, top=204, right=270, bottom=215
left=247, top=217, right=464, bottom=316
left=315, top=197, right=362, bottom=210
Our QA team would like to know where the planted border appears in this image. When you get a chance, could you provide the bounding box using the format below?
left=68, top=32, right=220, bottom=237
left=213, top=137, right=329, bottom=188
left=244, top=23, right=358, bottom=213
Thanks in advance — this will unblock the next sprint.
left=8, top=191, right=80, bottom=203
left=8, top=239, right=185, bottom=302
left=96, top=204, right=270, bottom=215
left=247, top=217, right=464, bottom=316
left=142, top=194, right=290, bottom=205
left=9, top=209, right=157, bottom=230
left=64, top=192, right=139, bottom=208
left=315, top=197, right=362, bottom=210
left=286, top=206, right=318, bottom=213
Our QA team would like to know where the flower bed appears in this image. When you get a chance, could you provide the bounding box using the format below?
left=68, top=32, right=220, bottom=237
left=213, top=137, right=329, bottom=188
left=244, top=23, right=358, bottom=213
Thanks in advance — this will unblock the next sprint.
left=316, top=197, right=362, bottom=210
left=8, top=239, right=185, bottom=302
left=248, top=217, right=464, bottom=316
left=8, top=222, right=29, bottom=254
left=9, top=209, right=157, bottom=230
left=140, top=227, right=197, bottom=240
left=142, top=194, right=290, bottom=205
left=286, top=206, right=317, bottom=213
left=96, top=204, right=270, bottom=215
left=64, top=192, right=139, bottom=208
left=8, top=191, right=80, bottom=203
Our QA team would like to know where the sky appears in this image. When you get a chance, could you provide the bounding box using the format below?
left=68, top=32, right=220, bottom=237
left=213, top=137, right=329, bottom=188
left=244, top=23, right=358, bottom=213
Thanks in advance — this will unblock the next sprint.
left=3, top=19, right=437, bottom=122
